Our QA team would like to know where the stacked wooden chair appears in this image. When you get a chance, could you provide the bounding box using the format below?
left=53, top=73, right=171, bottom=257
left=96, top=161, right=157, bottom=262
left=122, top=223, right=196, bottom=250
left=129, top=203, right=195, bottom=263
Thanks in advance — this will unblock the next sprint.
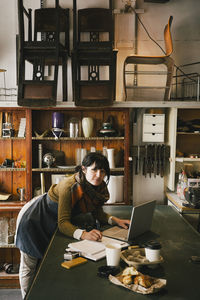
left=72, top=0, right=117, bottom=106
left=17, top=0, right=69, bottom=106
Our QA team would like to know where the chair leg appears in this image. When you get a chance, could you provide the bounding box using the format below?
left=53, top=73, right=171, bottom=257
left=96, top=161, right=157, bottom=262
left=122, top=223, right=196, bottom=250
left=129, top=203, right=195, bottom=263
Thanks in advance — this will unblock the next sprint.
left=72, top=52, right=78, bottom=102
left=123, top=61, right=128, bottom=101
left=111, top=51, right=117, bottom=101
left=17, top=54, right=25, bottom=102
left=164, top=57, right=174, bottom=101
left=62, top=56, right=68, bottom=101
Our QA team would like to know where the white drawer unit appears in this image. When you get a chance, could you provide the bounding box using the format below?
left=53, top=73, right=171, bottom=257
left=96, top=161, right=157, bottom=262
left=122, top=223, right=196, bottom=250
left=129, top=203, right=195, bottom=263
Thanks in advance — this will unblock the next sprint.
left=143, top=114, right=165, bottom=142
left=143, top=123, right=164, bottom=133
left=143, top=132, right=165, bottom=142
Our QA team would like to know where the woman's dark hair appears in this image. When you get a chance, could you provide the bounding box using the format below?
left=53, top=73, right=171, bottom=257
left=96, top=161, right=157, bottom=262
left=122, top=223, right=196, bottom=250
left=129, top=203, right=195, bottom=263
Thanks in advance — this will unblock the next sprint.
left=75, top=152, right=110, bottom=183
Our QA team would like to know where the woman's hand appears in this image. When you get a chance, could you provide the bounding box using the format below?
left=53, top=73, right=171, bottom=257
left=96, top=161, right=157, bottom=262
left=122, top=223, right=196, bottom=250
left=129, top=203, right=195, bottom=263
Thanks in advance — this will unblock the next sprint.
left=111, top=216, right=130, bottom=229
left=81, top=229, right=102, bottom=241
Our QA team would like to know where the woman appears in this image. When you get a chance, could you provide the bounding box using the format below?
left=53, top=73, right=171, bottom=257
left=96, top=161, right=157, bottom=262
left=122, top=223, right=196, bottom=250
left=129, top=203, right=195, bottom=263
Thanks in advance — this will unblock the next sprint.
left=15, top=152, right=130, bottom=298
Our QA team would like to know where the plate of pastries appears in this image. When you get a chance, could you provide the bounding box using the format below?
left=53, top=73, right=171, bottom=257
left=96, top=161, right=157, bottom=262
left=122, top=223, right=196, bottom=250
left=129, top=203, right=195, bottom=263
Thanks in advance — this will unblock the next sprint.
left=109, top=266, right=166, bottom=294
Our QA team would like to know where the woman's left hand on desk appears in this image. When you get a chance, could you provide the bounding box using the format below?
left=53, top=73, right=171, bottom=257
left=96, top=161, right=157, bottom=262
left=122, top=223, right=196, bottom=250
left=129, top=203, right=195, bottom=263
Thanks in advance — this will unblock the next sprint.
left=112, top=216, right=130, bottom=229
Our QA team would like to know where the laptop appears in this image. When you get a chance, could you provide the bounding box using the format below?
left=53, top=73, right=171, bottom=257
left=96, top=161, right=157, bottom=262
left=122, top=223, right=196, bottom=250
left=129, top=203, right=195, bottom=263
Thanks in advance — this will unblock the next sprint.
left=102, top=200, right=156, bottom=242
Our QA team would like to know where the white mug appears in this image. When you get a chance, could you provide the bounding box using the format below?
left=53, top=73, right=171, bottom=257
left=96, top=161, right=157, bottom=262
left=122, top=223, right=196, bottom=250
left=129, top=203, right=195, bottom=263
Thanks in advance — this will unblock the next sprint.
left=105, top=243, right=121, bottom=266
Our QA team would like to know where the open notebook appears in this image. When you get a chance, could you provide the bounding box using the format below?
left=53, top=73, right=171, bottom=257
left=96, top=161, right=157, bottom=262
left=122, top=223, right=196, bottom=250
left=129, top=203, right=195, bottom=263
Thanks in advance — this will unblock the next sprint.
left=68, top=236, right=129, bottom=261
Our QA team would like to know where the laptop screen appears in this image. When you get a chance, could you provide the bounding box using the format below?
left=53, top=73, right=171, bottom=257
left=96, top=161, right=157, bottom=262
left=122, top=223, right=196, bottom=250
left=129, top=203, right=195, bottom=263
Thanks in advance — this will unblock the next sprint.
left=127, top=200, right=156, bottom=241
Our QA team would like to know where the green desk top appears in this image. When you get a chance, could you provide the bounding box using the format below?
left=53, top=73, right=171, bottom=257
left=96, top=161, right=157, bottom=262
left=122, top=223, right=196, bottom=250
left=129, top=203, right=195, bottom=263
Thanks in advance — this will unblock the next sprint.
left=26, top=205, right=200, bottom=300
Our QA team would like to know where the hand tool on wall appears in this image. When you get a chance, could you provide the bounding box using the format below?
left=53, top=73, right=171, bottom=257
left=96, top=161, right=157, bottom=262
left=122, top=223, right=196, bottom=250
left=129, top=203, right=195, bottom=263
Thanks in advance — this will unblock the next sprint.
left=156, top=144, right=160, bottom=176
left=158, top=144, right=162, bottom=177
left=160, top=144, right=166, bottom=177
left=147, top=144, right=151, bottom=178
left=143, top=144, right=148, bottom=177
left=135, top=144, right=170, bottom=177
left=148, top=144, right=155, bottom=178
left=135, top=145, right=140, bottom=175
left=153, top=144, right=157, bottom=178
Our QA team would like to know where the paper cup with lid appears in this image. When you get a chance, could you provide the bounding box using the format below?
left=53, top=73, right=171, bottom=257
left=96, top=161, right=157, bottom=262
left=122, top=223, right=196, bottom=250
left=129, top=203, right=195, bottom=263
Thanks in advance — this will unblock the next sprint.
left=145, top=241, right=161, bottom=262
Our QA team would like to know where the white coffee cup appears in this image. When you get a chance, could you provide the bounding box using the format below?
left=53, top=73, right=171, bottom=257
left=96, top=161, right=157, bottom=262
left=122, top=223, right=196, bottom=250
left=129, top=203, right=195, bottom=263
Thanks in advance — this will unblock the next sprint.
left=145, top=241, right=161, bottom=262
left=105, top=243, right=121, bottom=266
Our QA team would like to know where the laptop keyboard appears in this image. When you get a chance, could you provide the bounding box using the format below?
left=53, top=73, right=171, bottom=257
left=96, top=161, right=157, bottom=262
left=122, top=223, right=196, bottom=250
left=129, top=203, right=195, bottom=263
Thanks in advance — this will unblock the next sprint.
left=102, top=226, right=128, bottom=241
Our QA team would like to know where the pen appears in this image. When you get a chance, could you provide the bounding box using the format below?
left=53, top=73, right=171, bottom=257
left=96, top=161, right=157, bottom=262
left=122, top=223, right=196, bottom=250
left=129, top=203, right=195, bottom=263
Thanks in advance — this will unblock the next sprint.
left=95, top=219, right=102, bottom=241
left=96, top=219, right=101, bottom=230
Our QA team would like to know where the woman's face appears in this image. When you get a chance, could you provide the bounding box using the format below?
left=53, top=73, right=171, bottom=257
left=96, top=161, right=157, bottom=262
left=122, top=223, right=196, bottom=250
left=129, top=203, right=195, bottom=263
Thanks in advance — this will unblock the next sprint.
left=82, top=163, right=106, bottom=186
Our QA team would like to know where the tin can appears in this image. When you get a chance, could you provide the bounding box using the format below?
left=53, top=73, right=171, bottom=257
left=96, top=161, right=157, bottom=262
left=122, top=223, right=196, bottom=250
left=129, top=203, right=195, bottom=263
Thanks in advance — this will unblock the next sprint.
left=69, top=118, right=79, bottom=138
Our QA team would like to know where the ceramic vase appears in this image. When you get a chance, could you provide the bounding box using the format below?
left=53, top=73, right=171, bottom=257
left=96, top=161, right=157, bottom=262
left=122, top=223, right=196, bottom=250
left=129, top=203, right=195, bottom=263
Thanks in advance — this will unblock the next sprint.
left=107, top=148, right=115, bottom=168
left=82, top=117, right=93, bottom=138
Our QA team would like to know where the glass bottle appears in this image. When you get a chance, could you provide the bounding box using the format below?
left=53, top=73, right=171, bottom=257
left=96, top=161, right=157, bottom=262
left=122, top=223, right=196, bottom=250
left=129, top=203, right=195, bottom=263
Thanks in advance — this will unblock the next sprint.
left=177, top=172, right=182, bottom=198
left=180, top=170, right=188, bottom=200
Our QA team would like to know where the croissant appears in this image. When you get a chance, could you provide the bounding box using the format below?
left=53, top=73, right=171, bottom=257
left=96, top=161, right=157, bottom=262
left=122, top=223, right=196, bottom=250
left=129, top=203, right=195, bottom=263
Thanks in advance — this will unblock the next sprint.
left=122, top=266, right=138, bottom=276
left=122, top=275, right=132, bottom=285
left=134, top=274, right=154, bottom=288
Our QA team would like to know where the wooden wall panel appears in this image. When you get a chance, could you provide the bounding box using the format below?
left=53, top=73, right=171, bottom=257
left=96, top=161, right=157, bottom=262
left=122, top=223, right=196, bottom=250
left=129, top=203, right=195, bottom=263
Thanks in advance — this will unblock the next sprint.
left=12, top=172, right=26, bottom=198
left=0, top=172, right=12, bottom=194
left=12, top=140, right=26, bottom=161
left=12, top=110, right=26, bottom=136
left=103, top=110, right=125, bottom=136
left=61, top=141, right=82, bottom=166
left=0, top=140, right=12, bottom=162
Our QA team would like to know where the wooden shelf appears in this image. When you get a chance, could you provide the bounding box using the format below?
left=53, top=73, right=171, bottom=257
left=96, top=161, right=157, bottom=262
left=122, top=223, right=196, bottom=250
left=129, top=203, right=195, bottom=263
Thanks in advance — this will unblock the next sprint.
left=32, top=167, right=76, bottom=172
left=0, top=137, right=25, bottom=140
left=0, top=271, right=19, bottom=289
left=0, top=168, right=26, bottom=171
left=32, top=167, right=124, bottom=172
left=176, top=157, right=200, bottom=162
left=2, top=100, right=200, bottom=109
left=0, top=271, right=19, bottom=279
left=0, top=201, right=25, bottom=211
left=177, top=132, right=200, bottom=135
left=0, top=244, right=16, bottom=249
left=32, top=136, right=124, bottom=141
